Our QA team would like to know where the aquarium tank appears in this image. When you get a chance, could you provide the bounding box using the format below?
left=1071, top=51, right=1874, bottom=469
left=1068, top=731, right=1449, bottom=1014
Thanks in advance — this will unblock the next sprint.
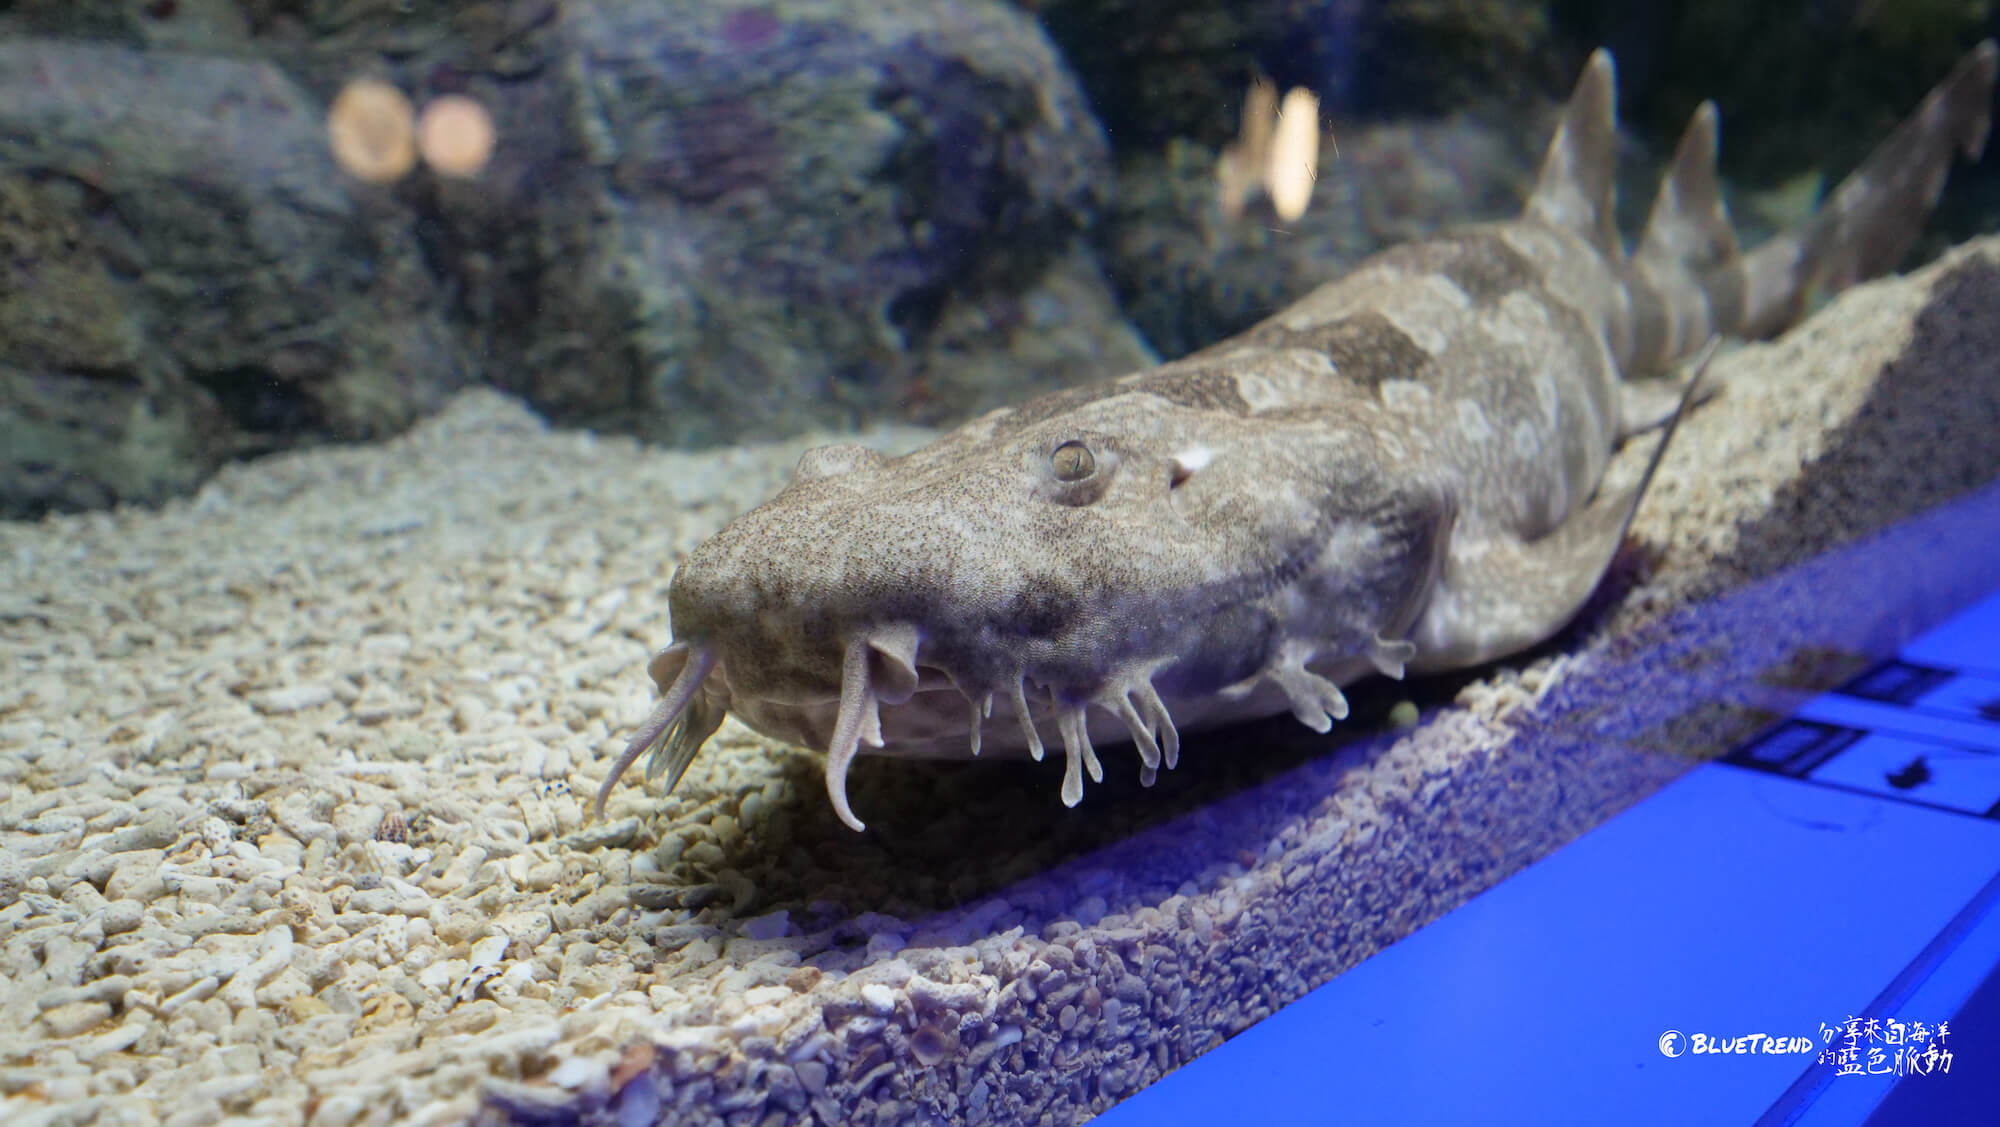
left=2, top=2, right=1998, bottom=1126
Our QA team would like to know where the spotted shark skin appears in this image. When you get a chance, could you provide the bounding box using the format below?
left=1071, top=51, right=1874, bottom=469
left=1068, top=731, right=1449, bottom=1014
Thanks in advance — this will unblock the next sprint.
left=596, top=43, right=1998, bottom=831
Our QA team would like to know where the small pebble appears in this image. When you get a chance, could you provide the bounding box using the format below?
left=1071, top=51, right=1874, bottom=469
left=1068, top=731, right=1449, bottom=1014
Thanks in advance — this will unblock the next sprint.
left=548, top=1055, right=609, bottom=1091
left=860, top=983, right=896, bottom=1016
left=104, top=815, right=179, bottom=854
left=468, top=934, right=509, bottom=968
left=41, top=1001, right=113, bottom=1038
left=739, top=909, right=789, bottom=941
left=1388, top=700, right=1422, bottom=730
left=250, top=684, right=334, bottom=714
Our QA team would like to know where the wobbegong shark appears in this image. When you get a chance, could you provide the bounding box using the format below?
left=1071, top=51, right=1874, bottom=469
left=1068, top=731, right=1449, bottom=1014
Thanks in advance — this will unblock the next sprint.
left=595, top=42, right=1998, bottom=831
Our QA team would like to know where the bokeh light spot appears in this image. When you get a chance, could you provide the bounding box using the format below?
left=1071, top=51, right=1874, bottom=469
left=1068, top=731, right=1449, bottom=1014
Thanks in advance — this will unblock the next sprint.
left=327, top=78, right=418, bottom=185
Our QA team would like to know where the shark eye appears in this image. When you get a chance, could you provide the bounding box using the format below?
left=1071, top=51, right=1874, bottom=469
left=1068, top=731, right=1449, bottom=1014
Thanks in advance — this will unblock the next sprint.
left=1050, top=440, right=1096, bottom=481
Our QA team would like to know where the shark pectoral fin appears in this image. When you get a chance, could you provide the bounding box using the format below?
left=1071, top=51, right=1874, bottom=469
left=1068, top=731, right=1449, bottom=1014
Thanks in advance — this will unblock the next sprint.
left=1412, top=338, right=1717, bottom=672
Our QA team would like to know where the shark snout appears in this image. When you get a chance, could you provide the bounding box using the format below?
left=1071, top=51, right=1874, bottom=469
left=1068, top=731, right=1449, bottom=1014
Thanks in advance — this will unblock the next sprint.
left=605, top=429, right=1217, bottom=830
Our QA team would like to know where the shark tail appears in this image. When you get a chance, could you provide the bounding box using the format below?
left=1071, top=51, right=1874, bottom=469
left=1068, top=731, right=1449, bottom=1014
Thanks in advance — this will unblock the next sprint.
left=1726, top=40, right=1996, bottom=340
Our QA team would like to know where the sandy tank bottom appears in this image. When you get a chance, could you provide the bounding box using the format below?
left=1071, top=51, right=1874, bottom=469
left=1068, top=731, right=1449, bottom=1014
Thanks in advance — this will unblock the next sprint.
left=4, top=238, right=2000, bottom=1127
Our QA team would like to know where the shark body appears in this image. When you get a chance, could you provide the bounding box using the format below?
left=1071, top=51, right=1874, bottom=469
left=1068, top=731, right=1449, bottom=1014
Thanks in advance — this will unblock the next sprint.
left=598, top=44, right=1998, bottom=831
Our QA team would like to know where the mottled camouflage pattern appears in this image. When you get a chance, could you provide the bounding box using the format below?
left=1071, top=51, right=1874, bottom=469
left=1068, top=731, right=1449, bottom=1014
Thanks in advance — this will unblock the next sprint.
left=599, top=43, right=1997, bottom=831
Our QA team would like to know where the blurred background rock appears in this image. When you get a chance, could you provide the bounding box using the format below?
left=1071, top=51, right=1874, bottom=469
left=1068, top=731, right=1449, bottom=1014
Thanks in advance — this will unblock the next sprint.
left=0, top=0, right=1992, bottom=517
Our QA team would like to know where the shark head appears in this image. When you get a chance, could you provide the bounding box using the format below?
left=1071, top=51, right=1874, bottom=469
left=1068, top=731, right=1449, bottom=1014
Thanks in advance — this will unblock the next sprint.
left=599, top=382, right=1444, bottom=830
